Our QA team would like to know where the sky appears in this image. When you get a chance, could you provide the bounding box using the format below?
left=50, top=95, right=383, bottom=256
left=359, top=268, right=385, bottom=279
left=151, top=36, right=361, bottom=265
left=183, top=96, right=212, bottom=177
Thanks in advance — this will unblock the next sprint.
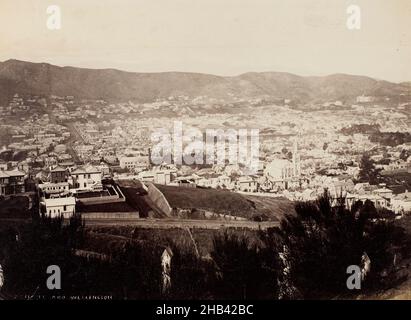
left=0, top=0, right=410, bottom=82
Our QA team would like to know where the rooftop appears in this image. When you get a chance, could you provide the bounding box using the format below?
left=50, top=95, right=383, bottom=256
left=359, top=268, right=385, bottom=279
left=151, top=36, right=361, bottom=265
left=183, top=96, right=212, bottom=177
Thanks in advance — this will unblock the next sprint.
left=44, top=197, right=76, bottom=207
left=0, top=170, right=25, bottom=178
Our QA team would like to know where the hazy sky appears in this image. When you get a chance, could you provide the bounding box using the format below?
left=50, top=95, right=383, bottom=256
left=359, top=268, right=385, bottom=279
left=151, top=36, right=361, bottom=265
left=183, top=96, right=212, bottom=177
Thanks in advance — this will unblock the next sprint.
left=0, top=0, right=410, bottom=82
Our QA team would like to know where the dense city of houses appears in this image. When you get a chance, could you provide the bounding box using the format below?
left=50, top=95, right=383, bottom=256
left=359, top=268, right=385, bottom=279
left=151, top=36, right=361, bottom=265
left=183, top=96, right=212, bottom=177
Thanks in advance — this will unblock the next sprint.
left=0, top=93, right=410, bottom=218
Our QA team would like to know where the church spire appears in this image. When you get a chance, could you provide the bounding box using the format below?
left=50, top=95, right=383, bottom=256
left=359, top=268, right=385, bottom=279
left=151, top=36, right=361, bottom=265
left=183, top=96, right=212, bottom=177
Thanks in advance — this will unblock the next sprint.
left=292, top=135, right=301, bottom=177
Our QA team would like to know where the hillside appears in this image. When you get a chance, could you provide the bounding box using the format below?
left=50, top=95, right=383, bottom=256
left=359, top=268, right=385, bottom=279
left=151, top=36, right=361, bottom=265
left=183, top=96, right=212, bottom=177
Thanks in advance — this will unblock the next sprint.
left=155, top=184, right=294, bottom=221
left=86, top=226, right=264, bottom=257
left=0, top=59, right=409, bottom=104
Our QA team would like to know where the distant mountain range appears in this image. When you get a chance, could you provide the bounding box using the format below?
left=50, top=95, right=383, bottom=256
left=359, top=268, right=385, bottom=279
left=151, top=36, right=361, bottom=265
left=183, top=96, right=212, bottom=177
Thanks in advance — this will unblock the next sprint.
left=0, top=59, right=409, bottom=104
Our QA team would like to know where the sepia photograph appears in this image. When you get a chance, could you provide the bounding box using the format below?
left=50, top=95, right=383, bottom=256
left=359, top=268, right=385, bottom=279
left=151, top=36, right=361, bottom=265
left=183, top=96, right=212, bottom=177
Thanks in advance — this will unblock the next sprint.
left=0, top=0, right=410, bottom=310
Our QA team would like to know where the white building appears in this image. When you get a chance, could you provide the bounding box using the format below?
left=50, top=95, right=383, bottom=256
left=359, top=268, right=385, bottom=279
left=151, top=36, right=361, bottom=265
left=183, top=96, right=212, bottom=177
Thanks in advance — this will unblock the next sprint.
left=119, top=155, right=149, bottom=171
left=70, top=165, right=102, bottom=191
left=264, top=138, right=301, bottom=190
left=138, top=167, right=177, bottom=185
left=237, top=176, right=258, bottom=192
left=42, top=197, right=76, bottom=218
left=197, top=177, right=218, bottom=189
left=391, top=192, right=411, bottom=214
left=218, top=175, right=232, bottom=188
left=140, top=170, right=171, bottom=185
left=0, top=160, right=8, bottom=171
left=38, top=182, right=70, bottom=196
left=356, top=95, right=374, bottom=103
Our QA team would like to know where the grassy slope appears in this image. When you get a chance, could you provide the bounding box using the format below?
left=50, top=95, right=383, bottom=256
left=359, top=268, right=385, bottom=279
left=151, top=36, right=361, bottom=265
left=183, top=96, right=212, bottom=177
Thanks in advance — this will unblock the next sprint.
left=156, top=185, right=294, bottom=221
left=86, top=226, right=263, bottom=257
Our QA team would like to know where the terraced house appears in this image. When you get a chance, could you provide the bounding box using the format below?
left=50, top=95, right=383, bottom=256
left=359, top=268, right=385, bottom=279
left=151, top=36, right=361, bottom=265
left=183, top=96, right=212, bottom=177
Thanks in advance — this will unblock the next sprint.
left=70, top=165, right=103, bottom=191
left=0, top=170, right=25, bottom=195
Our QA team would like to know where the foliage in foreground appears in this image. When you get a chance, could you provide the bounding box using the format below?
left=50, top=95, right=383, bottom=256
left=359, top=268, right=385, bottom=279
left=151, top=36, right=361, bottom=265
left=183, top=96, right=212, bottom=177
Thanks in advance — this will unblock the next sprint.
left=0, top=192, right=408, bottom=300
left=278, top=193, right=407, bottom=299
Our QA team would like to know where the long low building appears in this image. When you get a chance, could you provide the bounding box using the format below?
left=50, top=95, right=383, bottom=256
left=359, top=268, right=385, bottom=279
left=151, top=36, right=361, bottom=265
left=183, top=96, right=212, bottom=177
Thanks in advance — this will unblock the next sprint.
left=40, top=196, right=76, bottom=218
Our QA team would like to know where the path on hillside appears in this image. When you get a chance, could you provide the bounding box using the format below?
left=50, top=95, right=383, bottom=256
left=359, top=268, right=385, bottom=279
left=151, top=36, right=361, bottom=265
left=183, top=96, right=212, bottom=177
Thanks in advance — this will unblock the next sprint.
left=84, top=218, right=280, bottom=230
left=0, top=217, right=280, bottom=230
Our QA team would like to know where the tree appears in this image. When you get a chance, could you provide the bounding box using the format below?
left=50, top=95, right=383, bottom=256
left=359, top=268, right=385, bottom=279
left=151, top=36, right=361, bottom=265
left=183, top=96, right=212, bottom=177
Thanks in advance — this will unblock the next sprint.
left=1, top=214, right=85, bottom=298
left=168, top=245, right=213, bottom=299
left=278, top=192, right=362, bottom=298
left=211, top=231, right=279, bottom=299
left=358, top=153, right=381, bottom=184
left=277, top=191, right=403, bottom=299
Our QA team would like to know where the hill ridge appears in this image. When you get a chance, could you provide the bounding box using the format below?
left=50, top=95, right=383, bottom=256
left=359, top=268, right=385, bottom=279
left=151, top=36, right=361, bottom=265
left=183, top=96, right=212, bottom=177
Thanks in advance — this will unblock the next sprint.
left=0, top=59, right=409, bottom=104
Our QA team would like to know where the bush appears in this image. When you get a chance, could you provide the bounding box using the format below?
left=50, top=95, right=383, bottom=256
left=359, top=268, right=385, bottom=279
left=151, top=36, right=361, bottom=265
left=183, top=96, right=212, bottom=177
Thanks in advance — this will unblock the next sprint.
left=210, top=231, right=279, bottom=299
left=278, top=192, right=406, bottom=299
